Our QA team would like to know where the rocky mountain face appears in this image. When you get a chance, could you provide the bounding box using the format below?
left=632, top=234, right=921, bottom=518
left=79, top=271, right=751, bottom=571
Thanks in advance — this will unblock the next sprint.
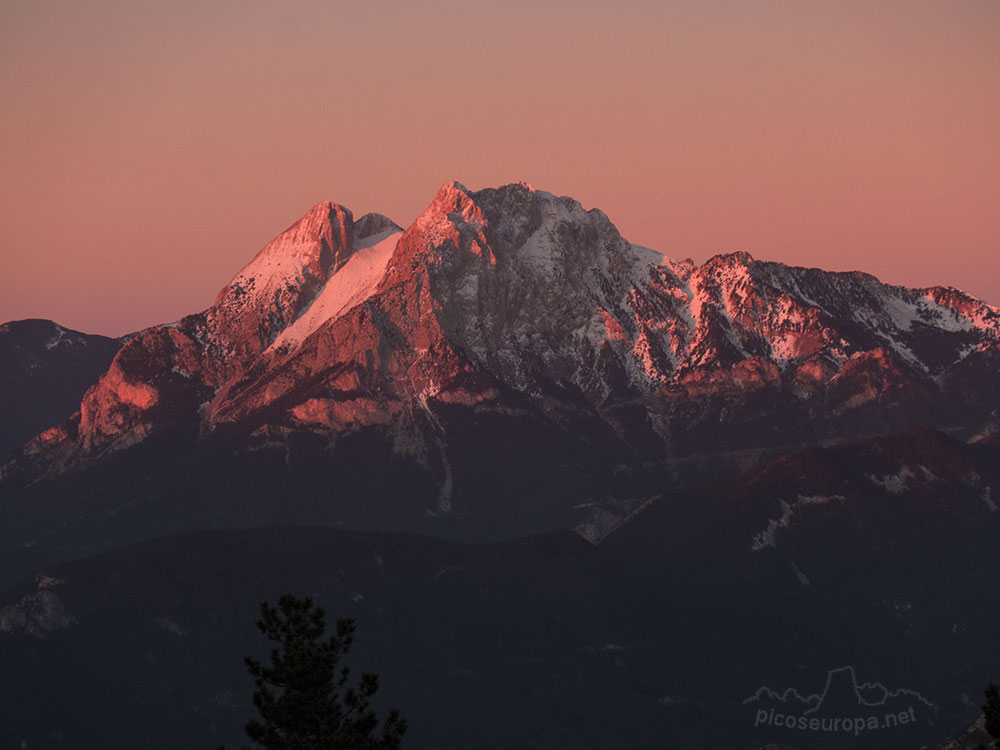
left=0, top=319, right=124, bottom=457
left=2, top=182, right=999, bottom=567
left=22, top=182, right=1000, bottom=465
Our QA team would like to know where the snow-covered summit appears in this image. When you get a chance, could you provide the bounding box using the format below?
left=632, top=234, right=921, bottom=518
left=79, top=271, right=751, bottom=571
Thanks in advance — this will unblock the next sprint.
left=18, top=181, right=1000, bottom=467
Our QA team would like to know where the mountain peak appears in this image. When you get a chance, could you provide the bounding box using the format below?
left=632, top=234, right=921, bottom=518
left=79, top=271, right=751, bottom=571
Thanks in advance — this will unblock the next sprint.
left=221, top=201, right=354, bottom=297
left=14, top=181, right=1000, bottom=470
left=431, top=180, right=474, bottom=213
left=195, top=200, right=362, bottom=379
left=704, top=250, right=755, bottom=267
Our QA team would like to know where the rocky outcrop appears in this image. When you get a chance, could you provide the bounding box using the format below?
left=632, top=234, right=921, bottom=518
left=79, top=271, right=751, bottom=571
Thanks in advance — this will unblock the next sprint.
left=0, top=588, right=76, bottom=638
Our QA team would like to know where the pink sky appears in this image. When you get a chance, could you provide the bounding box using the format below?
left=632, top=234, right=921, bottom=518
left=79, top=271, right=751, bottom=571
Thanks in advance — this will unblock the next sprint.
left=1, top=0, right=998, bottom=337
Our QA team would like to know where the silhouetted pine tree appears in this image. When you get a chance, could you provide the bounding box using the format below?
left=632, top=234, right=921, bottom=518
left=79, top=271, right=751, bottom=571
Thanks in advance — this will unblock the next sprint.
left=241, top=594, right=406, bottom=750
left=983, top=682, right=1000, bottom=750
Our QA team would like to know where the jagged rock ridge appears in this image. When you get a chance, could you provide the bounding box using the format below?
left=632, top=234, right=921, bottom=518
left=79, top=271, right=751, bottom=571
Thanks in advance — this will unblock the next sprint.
left=3, top=181, right=999, bottom=537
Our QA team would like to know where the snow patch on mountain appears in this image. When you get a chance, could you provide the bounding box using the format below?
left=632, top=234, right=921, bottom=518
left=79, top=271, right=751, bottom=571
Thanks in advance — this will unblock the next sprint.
left=226, top=202, right=351, bottom=299
left=883, top=294, right=926, bottom=332
left=751, top=494, right=846, bottom=551
left=983, top=487, right=997, bottom=512
left=271, top=230, right=400, bottom=351
left=791, top=561, right=811, bottom=586
left=157, top=616, right=188, bottom=636
left=867, top=466, right=918, bottom=494
left=44, top=325, right=67, bottom=350
left=573, top=497, right=650, bottom=544
left=416, top=394, right=453, bottom=515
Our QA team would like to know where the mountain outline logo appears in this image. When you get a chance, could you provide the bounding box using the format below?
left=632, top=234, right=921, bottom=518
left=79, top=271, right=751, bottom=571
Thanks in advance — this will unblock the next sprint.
left=745, top=666, right=936, bottom=737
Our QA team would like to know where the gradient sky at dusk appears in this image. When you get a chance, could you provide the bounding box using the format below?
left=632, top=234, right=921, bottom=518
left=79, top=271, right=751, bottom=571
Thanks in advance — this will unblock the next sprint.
left=2, top=0, right=998, bottom=336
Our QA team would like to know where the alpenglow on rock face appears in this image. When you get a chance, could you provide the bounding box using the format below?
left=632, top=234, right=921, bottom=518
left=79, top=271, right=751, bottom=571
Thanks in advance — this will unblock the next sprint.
left=0, top=183, right=1000, bottom=544
left=6, top=181, right=1000, bottom=523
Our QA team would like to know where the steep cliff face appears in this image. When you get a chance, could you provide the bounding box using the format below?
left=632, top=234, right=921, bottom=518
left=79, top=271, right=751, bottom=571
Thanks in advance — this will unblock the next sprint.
left=6, top=181, right=1000, bottom=501
left=49, top=203, right=405, bottom=459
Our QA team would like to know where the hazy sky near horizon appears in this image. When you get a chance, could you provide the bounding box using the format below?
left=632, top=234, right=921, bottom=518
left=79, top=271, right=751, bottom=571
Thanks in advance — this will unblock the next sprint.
left=1, top=0, right=998, bottom=336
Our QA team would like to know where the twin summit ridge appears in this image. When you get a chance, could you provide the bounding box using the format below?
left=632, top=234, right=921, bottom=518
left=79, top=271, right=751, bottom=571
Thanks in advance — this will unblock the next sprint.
left=1, top=179, right=998, bottom=561
left=11, top=180, right=999, bottom=465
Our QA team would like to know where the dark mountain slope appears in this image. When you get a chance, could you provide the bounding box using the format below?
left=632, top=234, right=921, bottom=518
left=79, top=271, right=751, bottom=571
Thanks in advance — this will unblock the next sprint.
left=603, top=428, right=1000, bottom=749
left=2, top=429, right=999, bottom=749
left=0, top=319, right=123, bottom=456
left=0, top=526, right=716, bottom=750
